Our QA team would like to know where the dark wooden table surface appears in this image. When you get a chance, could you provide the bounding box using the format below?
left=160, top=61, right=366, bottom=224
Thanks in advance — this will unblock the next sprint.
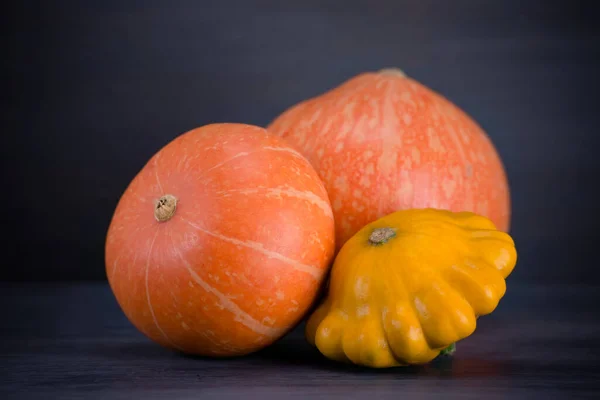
left=1, top=282, right=599, bottom=399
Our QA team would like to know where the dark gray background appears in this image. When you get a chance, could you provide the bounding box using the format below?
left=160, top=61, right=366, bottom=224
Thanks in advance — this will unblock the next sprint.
left=4, top=0, right=599, bottom=282
left=3, top=3, right=600, bottom=398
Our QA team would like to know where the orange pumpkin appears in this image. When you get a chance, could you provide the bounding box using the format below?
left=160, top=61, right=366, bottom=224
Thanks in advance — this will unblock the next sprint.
left=267, top=69, right=510, bottom=250
left=105, top=123, right=335, bottom=356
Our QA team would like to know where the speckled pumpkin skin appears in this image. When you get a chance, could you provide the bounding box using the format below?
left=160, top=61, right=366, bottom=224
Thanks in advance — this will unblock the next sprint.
left=267, top=69, right=510, bottom=250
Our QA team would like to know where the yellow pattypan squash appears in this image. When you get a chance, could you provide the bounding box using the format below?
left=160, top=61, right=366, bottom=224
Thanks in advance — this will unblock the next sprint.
left=305, top=208, right=517, bottom=368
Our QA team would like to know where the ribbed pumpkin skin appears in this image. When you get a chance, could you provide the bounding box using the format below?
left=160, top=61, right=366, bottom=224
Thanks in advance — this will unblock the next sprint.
left=267, top=70, right=510, bottom=250
left=105, top=123, right=335, bottom=356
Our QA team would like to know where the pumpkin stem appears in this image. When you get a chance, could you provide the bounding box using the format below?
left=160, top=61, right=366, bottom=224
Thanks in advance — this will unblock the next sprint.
left=368, top=227, right=396, bottom=245
left=154, top=194, right=178, bottom=222
left=378, top=68, right=406, bottom=78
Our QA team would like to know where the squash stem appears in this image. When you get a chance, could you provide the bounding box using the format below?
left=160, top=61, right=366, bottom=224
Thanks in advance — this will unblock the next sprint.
left=378, top=68, right=407, bottom=77
left=439, top=342, right=456, bottom=357
left=368, top=228, right=396, bottom=245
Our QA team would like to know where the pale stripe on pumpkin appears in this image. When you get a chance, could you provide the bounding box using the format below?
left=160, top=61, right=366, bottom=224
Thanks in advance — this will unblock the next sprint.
left=171, top=244, right=285, bottom=338
left=153, top=152, right=165, bottom=194
left=180, top=217, right=322, bottom=279
left=216, top=186, right=333, bottom=219
left=145, top=229, right=185, bottom=351
left=201, top=146, right=309, bottom=177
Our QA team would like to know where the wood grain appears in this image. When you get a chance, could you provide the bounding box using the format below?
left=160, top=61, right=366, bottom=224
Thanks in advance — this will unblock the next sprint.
left=1, top=283, right=599, bottom=399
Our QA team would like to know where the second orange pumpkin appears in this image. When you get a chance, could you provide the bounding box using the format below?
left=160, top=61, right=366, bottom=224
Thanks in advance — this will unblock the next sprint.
left=268, top=69, right=510, bottom=250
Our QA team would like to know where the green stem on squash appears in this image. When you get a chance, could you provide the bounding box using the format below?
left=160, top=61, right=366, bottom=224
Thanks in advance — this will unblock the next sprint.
left=439, top=342, right=456, bottom=357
